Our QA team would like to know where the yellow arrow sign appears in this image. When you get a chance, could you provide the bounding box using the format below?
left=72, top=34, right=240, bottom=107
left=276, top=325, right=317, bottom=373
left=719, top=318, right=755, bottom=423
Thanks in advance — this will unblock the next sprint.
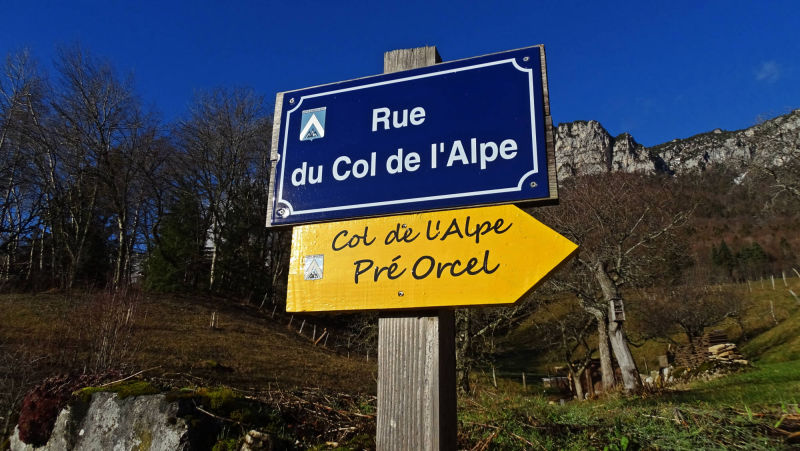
left=286, top=205, right=577, bottom=312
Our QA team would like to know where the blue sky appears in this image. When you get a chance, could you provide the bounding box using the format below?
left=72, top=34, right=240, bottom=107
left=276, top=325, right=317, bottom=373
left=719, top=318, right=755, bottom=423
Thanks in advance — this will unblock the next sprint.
left=1, top=0, right=798, bottom=146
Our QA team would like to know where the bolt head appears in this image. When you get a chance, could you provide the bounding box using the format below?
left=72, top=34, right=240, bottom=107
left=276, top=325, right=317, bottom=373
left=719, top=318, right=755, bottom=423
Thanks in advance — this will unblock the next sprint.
left=398, top=291, right=404, bottom=297
left=530, top=181, right=538, bottom=188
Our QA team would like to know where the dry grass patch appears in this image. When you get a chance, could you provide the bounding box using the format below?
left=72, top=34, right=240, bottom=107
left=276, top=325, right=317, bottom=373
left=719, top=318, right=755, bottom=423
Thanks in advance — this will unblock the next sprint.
left=0, top=292, right=376, bottom=394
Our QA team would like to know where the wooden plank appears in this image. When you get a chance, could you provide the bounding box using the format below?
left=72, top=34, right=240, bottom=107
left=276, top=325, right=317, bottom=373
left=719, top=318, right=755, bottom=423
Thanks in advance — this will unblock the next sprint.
left=265, top=92, right=284, bottom=226
left=285, top=205, right=577, bottom=312
left=377, top=46, right=456, bottom=451
left=378, top=310, right=455, bottom=450
left=383, top=46, right=441, bottom=73
left=538, top=45, right=559, bottom=203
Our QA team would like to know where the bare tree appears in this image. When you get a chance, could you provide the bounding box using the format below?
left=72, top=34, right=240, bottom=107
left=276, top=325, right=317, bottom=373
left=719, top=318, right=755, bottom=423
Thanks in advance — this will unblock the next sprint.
left=455, top=306, right=525, bottom=393
left=174, top=88, right=271, bottom=291
left=533, top=298, right=596, bottom=400
left=0, top=50, right=47, bottom=284
left=636, top=273, right=743, bottom=351
left=537, top=173, right=692, bottom=392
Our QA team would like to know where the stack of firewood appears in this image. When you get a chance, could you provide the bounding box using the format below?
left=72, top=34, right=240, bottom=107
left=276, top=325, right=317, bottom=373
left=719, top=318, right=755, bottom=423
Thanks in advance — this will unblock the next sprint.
left=707, top=343, right=748, bottom=365
left=672, top=330, right=733, bottom=368
left=673, top=346, right=705, bottom=368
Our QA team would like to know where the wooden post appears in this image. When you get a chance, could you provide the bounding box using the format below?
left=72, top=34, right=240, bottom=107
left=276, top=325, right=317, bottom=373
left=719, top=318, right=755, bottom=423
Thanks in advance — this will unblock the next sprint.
left=770, top=300, right=778, bottom=325
left=378, top=310, right=456, bottom=450
left=376, top=46, right=456, bottom=451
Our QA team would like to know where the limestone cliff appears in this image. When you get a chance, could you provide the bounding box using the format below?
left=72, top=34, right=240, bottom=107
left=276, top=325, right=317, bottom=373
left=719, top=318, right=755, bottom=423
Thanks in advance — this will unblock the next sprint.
left=554, top=109, right=800, bottom=178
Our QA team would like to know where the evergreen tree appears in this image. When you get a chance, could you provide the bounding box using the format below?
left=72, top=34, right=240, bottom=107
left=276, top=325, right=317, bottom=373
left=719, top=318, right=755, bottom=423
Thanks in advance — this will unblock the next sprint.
left=711, top=240, right=736, bottom=279
left=143, top=193, right=207, bottom=292
left=736, top=242, right=771, bottom=280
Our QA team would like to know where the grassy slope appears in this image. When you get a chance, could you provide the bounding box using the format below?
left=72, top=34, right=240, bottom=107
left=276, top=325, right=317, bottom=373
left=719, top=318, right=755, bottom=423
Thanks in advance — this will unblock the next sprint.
left=0, top=292, right=376, bottom=393
left=497, top=278, right=800, bottom=375
left=742, top=309, right=800, bottom=363
left=3, top=288, right=799, bottom=449
left=459, top=361, right=800, bottom=450
left=480, top=279, right=800, bottom=449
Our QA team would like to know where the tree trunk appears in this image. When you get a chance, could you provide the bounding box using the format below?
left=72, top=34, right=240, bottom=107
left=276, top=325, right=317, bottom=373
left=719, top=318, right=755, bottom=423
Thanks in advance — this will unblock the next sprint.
left=209, top=241, right=217, bottom=290
left=123, top=207, right=141, bottom=286
left=114, top=215, right=126, bottom=288
left=594, top=313, right=615, bottom=391
left=594, top=261, right=642, bottom=393
left=39, top=226, right=44, bottom=271
left=455, top=309, right=471, bottom=394
left=571, top=367, right=585, bottom=401
left=608, top=318, right=641, bottom=392
left=209, top=215, right=219, bottom=290
left=25, top=229, right=35, bottom=280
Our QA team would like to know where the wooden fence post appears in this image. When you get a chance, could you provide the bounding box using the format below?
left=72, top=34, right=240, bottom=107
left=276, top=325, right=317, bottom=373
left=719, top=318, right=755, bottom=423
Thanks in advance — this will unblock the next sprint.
left=376, top=47, right=456, bottom=451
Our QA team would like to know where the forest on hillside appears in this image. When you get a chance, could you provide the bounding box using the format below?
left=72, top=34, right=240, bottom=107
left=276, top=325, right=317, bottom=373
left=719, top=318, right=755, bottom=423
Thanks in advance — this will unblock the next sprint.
left=0, top=46, right=290, bottom=300
left=2, top=45, right=799, bottom=394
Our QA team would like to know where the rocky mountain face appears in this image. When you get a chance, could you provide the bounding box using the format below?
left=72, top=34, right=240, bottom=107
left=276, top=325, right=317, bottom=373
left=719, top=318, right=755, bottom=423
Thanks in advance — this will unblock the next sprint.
left=554, top=109, right=800, bottom=179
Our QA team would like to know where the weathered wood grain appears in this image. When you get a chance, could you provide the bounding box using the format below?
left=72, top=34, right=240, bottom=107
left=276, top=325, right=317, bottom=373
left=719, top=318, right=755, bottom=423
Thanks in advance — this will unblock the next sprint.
left=265, top=92, right=284, bottom=226
left=376, top=46, right=456, bottom=451
left=378, top=310, right=456, bottom=450
left=539, top=45, right=559, bottom=202
left=383, top=46, right=441, bottom=74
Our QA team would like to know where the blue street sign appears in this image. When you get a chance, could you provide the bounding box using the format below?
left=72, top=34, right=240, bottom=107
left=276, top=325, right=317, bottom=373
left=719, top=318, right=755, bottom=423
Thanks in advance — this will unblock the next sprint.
left=267, top=45, right=555, bottom=227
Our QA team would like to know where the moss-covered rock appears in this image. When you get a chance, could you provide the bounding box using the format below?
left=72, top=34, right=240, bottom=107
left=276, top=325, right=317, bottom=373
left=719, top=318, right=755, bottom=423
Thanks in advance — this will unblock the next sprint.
left=74, top=380, right=159, bottom=403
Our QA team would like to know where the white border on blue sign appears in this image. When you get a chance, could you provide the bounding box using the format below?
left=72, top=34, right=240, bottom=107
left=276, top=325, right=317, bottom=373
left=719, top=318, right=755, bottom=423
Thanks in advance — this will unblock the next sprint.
left=276, top=58, right=538, bottom=217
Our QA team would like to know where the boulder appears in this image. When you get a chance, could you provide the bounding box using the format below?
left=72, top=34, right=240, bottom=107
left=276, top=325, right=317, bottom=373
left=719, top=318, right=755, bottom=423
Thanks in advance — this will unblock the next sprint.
left=10, top=392, right=190, bottom=451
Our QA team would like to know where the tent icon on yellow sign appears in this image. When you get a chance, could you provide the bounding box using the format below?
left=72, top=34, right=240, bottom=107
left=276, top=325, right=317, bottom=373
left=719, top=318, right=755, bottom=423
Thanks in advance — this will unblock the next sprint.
left=303, top=254, right=324, bottom=281
left=299, top=107, right=326, bottom=141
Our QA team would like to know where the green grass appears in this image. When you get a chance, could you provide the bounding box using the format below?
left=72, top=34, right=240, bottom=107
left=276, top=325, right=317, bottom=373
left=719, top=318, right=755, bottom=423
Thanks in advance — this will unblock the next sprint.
left=742, top=310, right=800, bottom=363
left=665, top=360, right=800, bottom=408
left=459, top=361, right=800, bottom=450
